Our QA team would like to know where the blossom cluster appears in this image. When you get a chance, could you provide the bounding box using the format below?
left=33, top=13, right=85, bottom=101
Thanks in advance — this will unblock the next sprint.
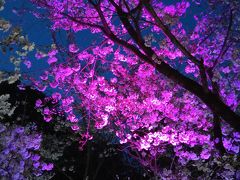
left=0, top=94, right=16, bottom=119
left=29, top=40, right=240, bottom=179
left=0, top=123, right=53, bottom=179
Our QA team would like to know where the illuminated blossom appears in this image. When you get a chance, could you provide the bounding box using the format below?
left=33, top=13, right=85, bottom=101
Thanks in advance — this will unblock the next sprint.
left=69, top=44, right=79, bottom=53
left=23, top=60, right=31, bottom=69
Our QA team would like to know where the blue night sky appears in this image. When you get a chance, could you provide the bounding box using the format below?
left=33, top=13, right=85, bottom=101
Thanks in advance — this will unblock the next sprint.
left=0, top=0, right=206, bottom=82
left=0, top=0, right=104, bottom=76
left=0, top=0, right=51, bottom=77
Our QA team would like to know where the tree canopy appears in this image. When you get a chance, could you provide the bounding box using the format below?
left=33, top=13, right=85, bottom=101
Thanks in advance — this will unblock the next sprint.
left=1, top=0, right=240, bottom=179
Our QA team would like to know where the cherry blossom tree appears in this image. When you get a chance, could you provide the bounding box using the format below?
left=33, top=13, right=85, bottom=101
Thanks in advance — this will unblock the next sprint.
left=30, top=0, right=240, bottom=129
left=26, top=0, right=240, bottom=178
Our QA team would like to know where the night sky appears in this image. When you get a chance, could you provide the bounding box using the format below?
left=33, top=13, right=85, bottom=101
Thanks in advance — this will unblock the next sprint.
left=0, top=0, right=206, bottom=81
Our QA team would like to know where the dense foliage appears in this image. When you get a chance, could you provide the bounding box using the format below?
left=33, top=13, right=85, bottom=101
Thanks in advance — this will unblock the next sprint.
left=1, top=0, right=240, bottom=179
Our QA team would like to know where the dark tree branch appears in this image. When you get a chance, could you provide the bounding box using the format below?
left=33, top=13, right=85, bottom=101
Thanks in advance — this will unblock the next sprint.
left=109, top=0, right=147, bottom=53
left=207, top=67, right=226, bottom=154
left=199, top=59, right=209, bottom=93
left=212, top=10, right=233, bottom=69
left=212, top=115, right=226, bottom=155
left=143, top=0, right=201, bottom=66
